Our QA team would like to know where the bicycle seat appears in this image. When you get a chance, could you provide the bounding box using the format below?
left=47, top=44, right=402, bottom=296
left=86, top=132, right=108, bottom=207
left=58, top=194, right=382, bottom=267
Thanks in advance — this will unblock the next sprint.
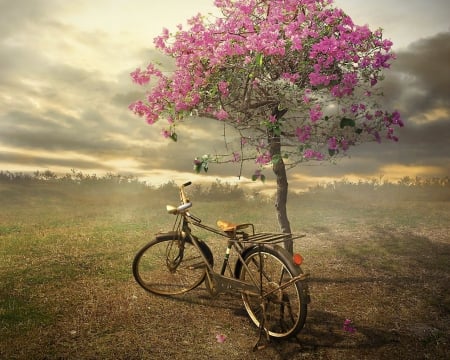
left=217, top=220, right=251, bottom=233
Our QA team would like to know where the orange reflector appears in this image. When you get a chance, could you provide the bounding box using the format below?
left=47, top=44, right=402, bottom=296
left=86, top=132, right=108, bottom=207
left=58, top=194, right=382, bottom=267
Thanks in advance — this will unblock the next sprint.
left=293, top=253, right=303, bottom=265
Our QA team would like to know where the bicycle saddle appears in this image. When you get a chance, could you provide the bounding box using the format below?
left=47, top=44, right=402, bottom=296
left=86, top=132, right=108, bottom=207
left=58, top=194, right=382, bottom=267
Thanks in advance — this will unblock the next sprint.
left=217, top=220, right=251, bottom=233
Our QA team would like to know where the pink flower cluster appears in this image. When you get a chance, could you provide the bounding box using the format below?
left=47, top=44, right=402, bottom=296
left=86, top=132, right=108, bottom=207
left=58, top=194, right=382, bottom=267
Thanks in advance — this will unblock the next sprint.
left=343, top=318, right=356, bottom=333
left=303, top=149, right=324, bottom=161
left=309, top=105, right=322, bottom=122
left=296, top=125, right=311, bottom=143
left=256, top=151, right=272, bottom=165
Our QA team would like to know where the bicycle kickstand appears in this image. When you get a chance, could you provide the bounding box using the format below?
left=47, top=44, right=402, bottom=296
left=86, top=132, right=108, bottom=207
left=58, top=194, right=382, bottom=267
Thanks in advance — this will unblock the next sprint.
left=253, top=301, right=270, bottom=351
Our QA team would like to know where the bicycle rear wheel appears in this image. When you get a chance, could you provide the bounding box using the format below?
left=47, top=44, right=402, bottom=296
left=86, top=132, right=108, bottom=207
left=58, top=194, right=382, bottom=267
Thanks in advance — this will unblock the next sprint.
left=236, top=245, right=308, bottom=339
left=133, top=233, right=213, bottom=295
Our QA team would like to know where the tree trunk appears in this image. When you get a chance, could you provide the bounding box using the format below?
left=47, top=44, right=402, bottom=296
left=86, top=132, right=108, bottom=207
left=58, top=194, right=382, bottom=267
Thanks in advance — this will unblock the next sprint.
left=270, top=141, right=293, bottom=253
left=269, top=108, right=293, bottom=253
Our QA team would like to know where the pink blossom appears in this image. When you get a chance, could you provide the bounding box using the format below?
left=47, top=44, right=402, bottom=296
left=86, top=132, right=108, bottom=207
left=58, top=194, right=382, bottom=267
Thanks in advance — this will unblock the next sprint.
left=302, top=89, right=312, bottom=104
left=214, top=109, right=229, bottom=120
left=268, top=115, right=277, bottom=124
left=303, top=149, right=324, bottom=161
left=365, top=113, right=373, bottom=121
left=130, top=68, right=150, bottom=85
left=161, top=129, right=171, bottom=138
left=341, top=138, right=350, bottom=151
left=128, top=100, right=148, bottom=116
left=328, top=137, right=338, bottom=150
left=218, top=81, right=229, bottom=96
left=343, top=319, right=357, bottom=333
left=256, top=151, right=271, bottom=165
left=296, top=125, right=311, bottom=143
left=342, top=72, right=358, bottom=92
left=391, top=110, right=404, bottom=127
left=373, top=51, right=392, bottom=69
left=382, top=39, right=393, bottom=51
left=281, top=72, right=300, bottom=83
left=216, top=334, right=227, bottom=343
left=145, top=113, right=158, bottom=125
left=309, top=105, right=322, bottom=122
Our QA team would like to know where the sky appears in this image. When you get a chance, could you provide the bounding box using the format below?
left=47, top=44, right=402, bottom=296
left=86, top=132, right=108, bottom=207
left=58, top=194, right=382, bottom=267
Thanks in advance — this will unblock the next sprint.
left=1, top=0, right=449, bottom=192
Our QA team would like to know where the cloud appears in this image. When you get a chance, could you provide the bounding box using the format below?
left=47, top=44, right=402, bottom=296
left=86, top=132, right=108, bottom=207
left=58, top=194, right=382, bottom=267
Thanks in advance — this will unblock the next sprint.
left=0, top=148, right=105, bottom=171
left=386, top=32, right=450, bottom=118
left=334, top=0, right=450, bottom=49
left=0, top=0, right=62, bottom=36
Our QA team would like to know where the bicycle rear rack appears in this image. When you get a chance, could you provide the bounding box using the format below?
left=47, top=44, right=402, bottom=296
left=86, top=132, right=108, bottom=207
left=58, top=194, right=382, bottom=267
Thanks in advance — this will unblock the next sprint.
left=236, top=232, right=306, bottom=245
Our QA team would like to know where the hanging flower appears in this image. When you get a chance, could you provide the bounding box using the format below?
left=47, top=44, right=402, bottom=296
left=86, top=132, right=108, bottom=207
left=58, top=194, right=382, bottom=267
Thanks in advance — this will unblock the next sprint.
left=343, top=318, right=357, bottom=333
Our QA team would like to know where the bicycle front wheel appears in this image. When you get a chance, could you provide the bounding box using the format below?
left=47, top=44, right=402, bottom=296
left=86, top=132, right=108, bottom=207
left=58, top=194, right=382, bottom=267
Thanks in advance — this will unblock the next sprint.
left=236, top=245, right=308, bottom=339
left=133, top=233, right=212, bottom=296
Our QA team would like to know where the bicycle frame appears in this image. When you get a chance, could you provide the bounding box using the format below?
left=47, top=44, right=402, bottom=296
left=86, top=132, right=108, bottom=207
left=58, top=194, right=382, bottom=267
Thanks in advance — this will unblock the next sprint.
left=172, top=209, right=263, bottom=297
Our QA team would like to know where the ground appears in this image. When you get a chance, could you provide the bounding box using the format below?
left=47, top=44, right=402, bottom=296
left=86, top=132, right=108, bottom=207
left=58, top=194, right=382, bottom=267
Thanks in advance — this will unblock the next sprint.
left=1, top=182, right=449, bottom=359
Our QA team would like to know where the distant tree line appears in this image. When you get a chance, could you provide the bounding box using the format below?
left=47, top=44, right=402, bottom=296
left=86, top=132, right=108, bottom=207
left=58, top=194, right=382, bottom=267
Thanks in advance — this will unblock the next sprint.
left=1, top=170, right=448, bottom=202
left=0, top=170, right=144, bottom=186
left=0, top=170, right=246, bottom=202
left=298, top=175, right=450, bottom=202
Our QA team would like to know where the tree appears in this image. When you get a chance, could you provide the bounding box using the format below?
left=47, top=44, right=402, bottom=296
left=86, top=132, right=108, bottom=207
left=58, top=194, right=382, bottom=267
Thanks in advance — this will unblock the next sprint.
left=129, top=0, right=404, bottom=253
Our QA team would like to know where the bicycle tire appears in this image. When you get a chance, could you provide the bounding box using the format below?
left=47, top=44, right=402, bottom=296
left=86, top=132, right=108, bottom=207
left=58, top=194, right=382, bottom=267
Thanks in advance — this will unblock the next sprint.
left=133, top=232, right=213, bottom=296
left=235, top=245, right=308, bottom=339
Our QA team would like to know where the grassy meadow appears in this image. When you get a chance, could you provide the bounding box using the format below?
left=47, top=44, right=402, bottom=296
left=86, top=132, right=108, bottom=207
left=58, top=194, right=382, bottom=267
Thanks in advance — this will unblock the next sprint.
left=1, top=173, right=449, bottom=359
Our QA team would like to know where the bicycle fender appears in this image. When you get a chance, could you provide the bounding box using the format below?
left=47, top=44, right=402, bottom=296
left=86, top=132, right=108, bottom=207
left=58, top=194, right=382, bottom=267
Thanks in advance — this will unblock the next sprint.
left=233, top=244, right=264, bottom=278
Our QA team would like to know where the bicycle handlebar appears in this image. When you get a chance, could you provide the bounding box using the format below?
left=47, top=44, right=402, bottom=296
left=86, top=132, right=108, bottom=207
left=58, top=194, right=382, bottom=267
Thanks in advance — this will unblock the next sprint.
left=180, top=181, right=191, bottom=204
left=177, top=182, right=203, bottom=222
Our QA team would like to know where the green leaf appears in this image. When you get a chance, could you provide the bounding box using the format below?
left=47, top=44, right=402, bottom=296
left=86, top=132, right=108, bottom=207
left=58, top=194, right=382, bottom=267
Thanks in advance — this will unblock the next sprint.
left=255, top=53, right=264, bottom=67
left=271, top=154, right=281, bottom=164
left=260, top=175, right=266, bottom=183
left=273, top=127, right=282, bottom=136
left=340, top=117, right=356, bottom=129
left=170, top=132, right=178, bottom=142
left=193, top=157, right=208, bottom=173
left=251, top=174, right=258, bottom=181
left=328, top=149, right=337, bottom=157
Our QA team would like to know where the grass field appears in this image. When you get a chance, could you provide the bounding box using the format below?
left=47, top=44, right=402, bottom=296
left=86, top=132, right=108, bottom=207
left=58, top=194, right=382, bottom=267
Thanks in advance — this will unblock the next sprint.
left=1, top=180, right=449, bottom=359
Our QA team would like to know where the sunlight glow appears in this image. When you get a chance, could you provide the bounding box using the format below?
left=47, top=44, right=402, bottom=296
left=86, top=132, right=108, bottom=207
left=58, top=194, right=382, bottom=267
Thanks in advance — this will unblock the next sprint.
left=379, top=164, right=447, bottom=180
left=410, top=107, right=449, bottom=124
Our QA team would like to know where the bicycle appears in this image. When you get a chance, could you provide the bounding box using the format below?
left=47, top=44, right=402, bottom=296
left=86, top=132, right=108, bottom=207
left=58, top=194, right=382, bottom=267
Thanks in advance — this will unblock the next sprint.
left=132, top=181, right=310, bottom=348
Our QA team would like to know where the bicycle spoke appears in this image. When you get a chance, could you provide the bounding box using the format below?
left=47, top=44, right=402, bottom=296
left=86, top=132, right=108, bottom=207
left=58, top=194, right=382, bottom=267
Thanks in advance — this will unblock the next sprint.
left=133, top=237, right=211, bottom=295
left=238, top=246, right=307, bottom=339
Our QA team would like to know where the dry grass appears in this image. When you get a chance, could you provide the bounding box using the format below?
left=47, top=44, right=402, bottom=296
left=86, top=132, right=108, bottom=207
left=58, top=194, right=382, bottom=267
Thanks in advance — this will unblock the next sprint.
left=1, top=183, right=449, bottom=359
